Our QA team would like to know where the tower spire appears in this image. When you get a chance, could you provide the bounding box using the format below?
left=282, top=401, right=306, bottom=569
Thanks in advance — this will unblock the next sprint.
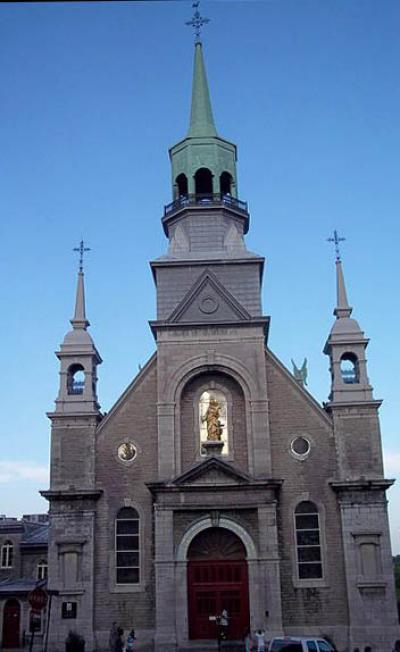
left=334, top=259, right=352, bottom=319
left=185, top=3, right=216, bottom=138
left=71, top=240, right=90, bottom=330
left=187, top=41, right=217, bottom=138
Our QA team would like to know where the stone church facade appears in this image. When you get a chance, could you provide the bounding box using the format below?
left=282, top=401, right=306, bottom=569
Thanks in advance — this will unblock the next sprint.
left=42, top=40, right=399, bottom=652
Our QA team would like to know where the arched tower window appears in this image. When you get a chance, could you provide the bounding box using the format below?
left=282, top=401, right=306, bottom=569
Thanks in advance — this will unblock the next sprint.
left=176, top=173, right=188, bottom=198
left=115, top=507, right=140, bottom=585
left=36, top=560, right=48, bottom=581
left=340, top=353, right=359, bottom=384
left=1, top=540, right=14, bottom=568
left=220, top=171, right=232, bottom=196
left=194, top=168, right=213, bottom=197
left=295, top=501, right=322, bottom=579
left=67, top=364, right=85, bottom=395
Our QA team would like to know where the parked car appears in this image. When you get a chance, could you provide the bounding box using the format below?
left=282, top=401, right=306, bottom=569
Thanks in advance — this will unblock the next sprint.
left=269, top=637, right=335, bottom=652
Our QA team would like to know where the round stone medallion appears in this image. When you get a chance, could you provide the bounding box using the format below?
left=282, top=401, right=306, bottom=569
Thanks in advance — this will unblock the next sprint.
left=199, top=295, right=219, bottom=314
left=117, top=442, right=137, bottom=462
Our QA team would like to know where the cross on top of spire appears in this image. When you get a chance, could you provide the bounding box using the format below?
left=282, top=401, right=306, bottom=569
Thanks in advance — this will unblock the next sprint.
left=73, top=239, right=91, bottom=273
left=327, top=230, right=346, bottom=262
left=186, top=1, right=210, bottom=44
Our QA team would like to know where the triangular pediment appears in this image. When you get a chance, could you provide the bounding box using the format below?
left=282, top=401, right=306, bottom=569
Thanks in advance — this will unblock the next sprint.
left=173, top=457, right=251, bottom=487
left=167, top=269, right=251, bottom=324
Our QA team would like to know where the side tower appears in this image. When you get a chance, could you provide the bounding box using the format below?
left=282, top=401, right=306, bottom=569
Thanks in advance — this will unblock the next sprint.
left=324, top=244, right=398, bottom=649
left=42, top=249, right=102, bottom=650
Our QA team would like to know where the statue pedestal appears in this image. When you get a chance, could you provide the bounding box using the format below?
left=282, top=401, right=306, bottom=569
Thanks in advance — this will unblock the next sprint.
left=202, top=440, right=224, bottom=456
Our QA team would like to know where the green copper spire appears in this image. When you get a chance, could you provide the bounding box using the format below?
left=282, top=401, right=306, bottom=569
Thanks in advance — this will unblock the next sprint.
left=187, top=42, right=217, bottom=138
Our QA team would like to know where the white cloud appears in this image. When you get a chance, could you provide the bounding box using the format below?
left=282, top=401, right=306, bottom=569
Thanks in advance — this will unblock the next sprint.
left=0, top=461, right=49, bottom=484
left=383, top=451, right=400, bottom=479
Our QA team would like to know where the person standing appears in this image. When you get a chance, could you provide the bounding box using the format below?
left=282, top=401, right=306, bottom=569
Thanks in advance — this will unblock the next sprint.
left=254, top=629, right=266, bottom=652
left=220, top=608, right=229, bottom=640
left=115, top=627, right=124, bottom=652
left=109, top=622, right=118, bottom=652
left=126, top=629, right=136, bottom=651
left=243, top=628, right=252, bottom=652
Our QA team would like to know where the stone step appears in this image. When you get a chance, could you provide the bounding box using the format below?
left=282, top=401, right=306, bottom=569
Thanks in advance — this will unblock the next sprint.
left=179, top=641, right=244, bottom=652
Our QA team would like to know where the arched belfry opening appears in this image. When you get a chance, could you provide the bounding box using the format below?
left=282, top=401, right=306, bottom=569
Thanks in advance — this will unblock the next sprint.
left=340, top=352, right=359, bottom=384
left=220, top=171, right=232, bottom=196
left=194, top=168, right=213, bottom=198
left=67, top=364, right=85, bottom=395
left=175, top=173, right=188, bottom=198
left=187, top=527, right=249, bottom=640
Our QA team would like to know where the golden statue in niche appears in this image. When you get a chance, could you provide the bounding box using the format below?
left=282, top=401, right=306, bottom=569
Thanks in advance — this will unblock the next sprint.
left=201, top=395, right=224, bottom=441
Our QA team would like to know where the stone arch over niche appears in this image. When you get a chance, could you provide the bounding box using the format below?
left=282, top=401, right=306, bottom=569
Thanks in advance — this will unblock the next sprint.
left=166, top=353, right=257, bottom=404
left=180, top=370, right=248, bottom=472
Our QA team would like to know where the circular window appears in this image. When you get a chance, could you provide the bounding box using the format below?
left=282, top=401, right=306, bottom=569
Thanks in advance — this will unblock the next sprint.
left=290, top=436, right=311, bottom=459
left=117, top=442, right=137, bottom=462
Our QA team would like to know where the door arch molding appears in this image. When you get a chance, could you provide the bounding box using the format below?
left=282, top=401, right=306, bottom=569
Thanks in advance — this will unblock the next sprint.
left=177, top=516, right=257, bottom=561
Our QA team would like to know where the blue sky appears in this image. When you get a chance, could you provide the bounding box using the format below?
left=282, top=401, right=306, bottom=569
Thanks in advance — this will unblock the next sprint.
left=1, top=0, right=399, bottom=552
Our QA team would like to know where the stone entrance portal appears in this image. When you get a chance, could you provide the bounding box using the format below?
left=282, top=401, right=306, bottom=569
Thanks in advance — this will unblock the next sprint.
left=187, top=527, right=249, bottom=640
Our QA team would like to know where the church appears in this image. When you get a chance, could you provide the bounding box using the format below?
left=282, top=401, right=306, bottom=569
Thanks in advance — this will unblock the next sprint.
left=41, top=18, right=399, bottom=652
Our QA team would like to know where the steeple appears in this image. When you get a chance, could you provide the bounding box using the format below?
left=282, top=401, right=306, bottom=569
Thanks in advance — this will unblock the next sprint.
left=52, top=246, right=102, bottom=415
left=70, top=270, right=89, bottom=330
left=169, top=37, right=238, bottom=201
left=187, top=42, right=217, bottom=138
left=324, top=239, right=373, bottom=404
left=334, top=259, right=352, bottom=319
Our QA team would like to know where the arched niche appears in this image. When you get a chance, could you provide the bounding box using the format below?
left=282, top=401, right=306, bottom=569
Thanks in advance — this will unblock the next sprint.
left=194, top=168, right=213, bottom=197
left=220, top=171, right=232, bottom=196
left=175, top=173, right=188, bottom=198
left=180, top=371, right=247, bottom=467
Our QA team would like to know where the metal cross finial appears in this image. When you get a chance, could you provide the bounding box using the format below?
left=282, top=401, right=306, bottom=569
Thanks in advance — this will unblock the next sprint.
left=73, top=239, right=91, bottom=273
left=186, top=1, right=210, bottom=44
left=327, top=230, right=346, bottom=262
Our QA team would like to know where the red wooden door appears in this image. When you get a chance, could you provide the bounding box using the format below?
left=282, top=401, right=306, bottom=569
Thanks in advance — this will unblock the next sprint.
left=188, top=560, right=249, bottom=640
left=2, top=599, right=21, bottom=648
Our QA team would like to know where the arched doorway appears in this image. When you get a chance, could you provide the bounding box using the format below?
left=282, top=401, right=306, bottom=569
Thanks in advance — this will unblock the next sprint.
left=2, top=599, right=21, bottom=648
left=187, top=527, right=249, bottom=640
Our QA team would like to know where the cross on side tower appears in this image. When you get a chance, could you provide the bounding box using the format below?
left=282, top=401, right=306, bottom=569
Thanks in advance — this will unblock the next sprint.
left=186, top=1, right=210, bottom=44
left=327, top=229, right=345, bottom=261
left=73, top=239, right=91, bottom=273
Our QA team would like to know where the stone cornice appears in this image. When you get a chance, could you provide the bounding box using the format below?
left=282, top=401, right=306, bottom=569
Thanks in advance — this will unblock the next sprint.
left=330, top=479, right=394, bottom=492
left=40, top=489, right=103, bottom=502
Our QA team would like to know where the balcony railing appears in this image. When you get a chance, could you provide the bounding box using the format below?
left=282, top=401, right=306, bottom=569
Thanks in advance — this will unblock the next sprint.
left=164, top=193, right=248, bottom=217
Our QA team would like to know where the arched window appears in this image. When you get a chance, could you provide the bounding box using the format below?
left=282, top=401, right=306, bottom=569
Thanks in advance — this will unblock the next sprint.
left=220, top=171, right=232, bottom=196
left=1, top=540, right=14, bottom=568
left=67, top=364, right=85, bottom=395
left=36, top=560, right=48, bottom=581
left=194, top=168, right=213, bottom=197
left=175, top=173, right=188, bottom=198
left=115, top=507, right=140, bottom=585
left=340, top=353, right=359, bottom=384
left=295, top=501, right=322, bottom=579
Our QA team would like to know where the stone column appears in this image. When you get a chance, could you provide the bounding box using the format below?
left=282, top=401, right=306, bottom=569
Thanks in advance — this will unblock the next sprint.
left=154, top=507, right=177, bottom=652
left=257, top=504, right=283, bottom=637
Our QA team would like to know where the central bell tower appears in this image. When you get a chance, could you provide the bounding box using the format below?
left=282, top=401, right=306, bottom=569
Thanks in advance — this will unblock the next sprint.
left=150, top=37, right=271, bottom=481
